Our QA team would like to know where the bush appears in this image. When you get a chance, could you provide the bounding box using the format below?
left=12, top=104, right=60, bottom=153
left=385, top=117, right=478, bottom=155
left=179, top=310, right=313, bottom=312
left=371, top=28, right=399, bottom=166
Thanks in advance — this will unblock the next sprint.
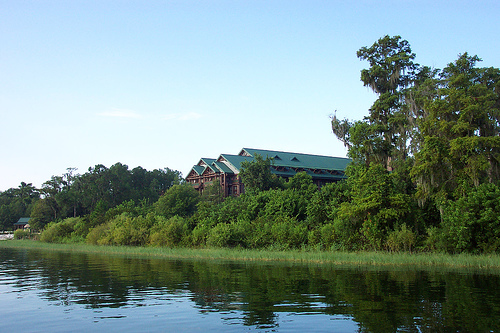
left=245, top=217, right=273, bottom=248
left=440, top=183, right=500, bottom=253
left=423, top=226, right=446, bottom=252
left=308, top=223, right=337, bottom=249
left=40, top=218, right=84, bottom=243
left=333, top=217, right=362, bottom=251
left=191, top=223, right=210, bottom=247
left=206, top=223, right=232, bottom=248
left=149, top=216, right=189, bottom=247
left=155, top=185, right=200, bottom=219
left=269, top=216, right=308, bottom=249
left=86, top=222, right=111, bottom=245
left=386, top=224, right=416, bottom=252
left=103, top=214, right=153, bottom=246
left=14, top=229, right=30, bottom=240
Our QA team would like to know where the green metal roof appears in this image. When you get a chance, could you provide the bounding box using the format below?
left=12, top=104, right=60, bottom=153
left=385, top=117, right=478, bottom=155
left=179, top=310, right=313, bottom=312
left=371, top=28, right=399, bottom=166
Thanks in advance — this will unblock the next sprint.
left=205, top=163, right=220, bottom=174
left=190, top=165, right=205, bottom=175
left=218, top=154, right=254, bottom=172
left=199, top=158, right=216, bottom=166
left=240, top=148, right=350, bottom=171
left=187, top=148, right=350, bottom=181
left=14, top=217, right=30, bottom=225
left=212, top=161, right=234, bottom=174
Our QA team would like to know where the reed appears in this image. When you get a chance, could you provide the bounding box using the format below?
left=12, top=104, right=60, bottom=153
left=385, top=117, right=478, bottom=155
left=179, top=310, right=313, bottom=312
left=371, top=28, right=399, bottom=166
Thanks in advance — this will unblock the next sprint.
left=2, top=240, right=500, bottom=271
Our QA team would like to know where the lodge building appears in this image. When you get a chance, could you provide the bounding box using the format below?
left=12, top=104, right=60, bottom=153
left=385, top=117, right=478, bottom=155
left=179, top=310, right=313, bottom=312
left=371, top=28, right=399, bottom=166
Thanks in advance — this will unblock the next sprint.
left=186, top=148, right=350, bottom=197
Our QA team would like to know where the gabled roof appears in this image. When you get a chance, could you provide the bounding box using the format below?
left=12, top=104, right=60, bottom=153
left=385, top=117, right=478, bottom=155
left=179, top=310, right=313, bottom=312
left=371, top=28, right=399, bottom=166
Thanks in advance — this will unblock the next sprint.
left=218, top=154, right=254, bottom=173
left=212, top=161, right=234, bottom=174
left=14, top=217, right=30, bottom=225
left=190, top=165, right=205, bottom=175
left=198, top=158, right=216, bottom=167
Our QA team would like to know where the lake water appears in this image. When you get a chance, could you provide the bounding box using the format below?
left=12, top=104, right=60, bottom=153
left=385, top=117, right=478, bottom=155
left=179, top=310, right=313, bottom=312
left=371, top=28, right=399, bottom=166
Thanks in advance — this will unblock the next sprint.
left=0, top=247, right=499, bottom=332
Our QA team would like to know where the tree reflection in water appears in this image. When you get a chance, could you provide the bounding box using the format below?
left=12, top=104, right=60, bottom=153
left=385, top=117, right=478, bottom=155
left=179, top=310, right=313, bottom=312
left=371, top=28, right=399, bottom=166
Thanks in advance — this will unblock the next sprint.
left=1, top=248, right=499, bottom=332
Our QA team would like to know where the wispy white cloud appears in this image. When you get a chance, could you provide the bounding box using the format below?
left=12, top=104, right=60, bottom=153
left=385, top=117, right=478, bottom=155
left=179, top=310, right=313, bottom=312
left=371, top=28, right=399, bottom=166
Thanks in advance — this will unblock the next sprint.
left=98, top=108, right=142, bottom=119
left=163, top=112, right=202, bottom=121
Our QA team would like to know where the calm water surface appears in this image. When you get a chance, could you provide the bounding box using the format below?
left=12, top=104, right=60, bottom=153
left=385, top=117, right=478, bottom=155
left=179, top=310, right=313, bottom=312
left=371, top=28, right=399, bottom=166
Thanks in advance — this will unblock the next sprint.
left=0, top=247, right=499, bottom=332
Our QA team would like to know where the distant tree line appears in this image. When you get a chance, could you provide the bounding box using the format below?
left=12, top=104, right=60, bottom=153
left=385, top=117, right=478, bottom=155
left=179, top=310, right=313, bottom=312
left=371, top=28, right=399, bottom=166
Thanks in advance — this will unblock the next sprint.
left=0, top=163, right=181, bottom=231
left=4, top=35, right=500, bottom=254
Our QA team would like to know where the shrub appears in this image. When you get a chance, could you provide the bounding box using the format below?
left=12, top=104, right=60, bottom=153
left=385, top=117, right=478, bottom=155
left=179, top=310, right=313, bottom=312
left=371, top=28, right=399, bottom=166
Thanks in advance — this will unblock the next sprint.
left=149, top=215, right=189, bottom=247
left=386, top=224, right=416, bottom=252
left=105, top=214, right=152, bottom=246
left=261, top=189, right=308, bottom=221
left=86, top=222, right=111, bottom=245
left=206, top=223, right=232, bottom=248
left=308, top=223, right=337, bottom=249
left=191, top=223, right=210, bottom=247
left=40, top=218, right=83, bottom=243
left=440, top=183, right=500, bottom=253
left=245, top=217, right=273, bottom=249
left=155, top=185, right=200, bottom=219
left=423, top=226, right=446, bottom=252
left=14, top=229, right=30, bottom=240
left=333, top=217, right=362, bottom=251
left=269, top=216, right=308, bottom=249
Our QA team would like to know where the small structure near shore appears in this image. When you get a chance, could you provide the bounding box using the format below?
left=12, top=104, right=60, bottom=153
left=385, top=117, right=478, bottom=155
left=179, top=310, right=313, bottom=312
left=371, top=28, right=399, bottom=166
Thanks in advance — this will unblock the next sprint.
left=14, top=217, right=30, bottom=230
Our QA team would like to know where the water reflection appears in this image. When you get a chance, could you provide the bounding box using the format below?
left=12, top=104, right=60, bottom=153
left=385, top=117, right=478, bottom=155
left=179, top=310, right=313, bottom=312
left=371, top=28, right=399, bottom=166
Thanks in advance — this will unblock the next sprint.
left=1, top=247, right=499, bottom=332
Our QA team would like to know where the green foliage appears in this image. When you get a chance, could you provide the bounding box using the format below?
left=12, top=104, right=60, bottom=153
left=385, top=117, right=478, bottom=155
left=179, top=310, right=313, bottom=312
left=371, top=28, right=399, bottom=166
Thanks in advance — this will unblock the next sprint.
left=240, top=154, right=284, bottom=193
left=260, top=189, right=308, bottom=221
left=6, top=36, right=500, bottom=255
left=149, top=216, right=189, bottom=247
left=306, top=181, right=350, bottom=228
left=347, top=120, right=391, bottom=167
left=0, top=182, right=39, bottom=230
left=335, top=163, right=415, bottom=250
left=30, top=198, right=56, bottom=230
left=206, top=223, right=233, bottom=248
left=308, top=223, right=336, bottom=250
left=105, top=200, right=143, bottom=221
left=155, top=185, right=200, bottom=219
left=357, top=35, right=416, bottom=94
left=86, top=222, right=111, bottom=245
left=201, top=179, right=224, bottom=205
left=97, top=213, right=155, bottom=246
left=13, top=229, right=30, bottom=240
left=88, top=199, right=109, bottom=228
left=386, top=224, right=416, bottom=252
left=440, top=183, right=500, bottom=253
left=269, top=216, right=308, bottom=249
left=411, top=53, right=500, bottom=207
left=191, top=223, right=210, bottom=247
left=39, top=217, right=85, bottom=243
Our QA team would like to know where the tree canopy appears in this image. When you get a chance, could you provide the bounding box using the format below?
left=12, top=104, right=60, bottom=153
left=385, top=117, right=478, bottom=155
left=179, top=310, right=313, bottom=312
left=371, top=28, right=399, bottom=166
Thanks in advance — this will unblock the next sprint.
left=3, top=35, right=500, bottom=254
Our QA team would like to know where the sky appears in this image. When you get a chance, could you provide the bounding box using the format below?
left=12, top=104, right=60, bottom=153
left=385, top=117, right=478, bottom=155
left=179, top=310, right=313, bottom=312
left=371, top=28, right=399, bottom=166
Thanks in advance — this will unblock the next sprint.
left=1, top=0, right=499, bottom=191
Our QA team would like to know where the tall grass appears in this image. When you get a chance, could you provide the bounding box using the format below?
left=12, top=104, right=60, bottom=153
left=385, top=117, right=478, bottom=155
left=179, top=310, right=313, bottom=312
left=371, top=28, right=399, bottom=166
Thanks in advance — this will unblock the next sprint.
left=2, top=240, right=500, bottom=272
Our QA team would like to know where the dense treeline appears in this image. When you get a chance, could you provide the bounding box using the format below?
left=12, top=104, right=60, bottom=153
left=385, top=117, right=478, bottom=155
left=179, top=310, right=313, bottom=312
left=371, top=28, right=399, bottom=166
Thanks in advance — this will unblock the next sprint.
left=330, top=35, right=500, bottom=253
left=4, top=35, right=500, bottom=253
left=0, top=163, right=181, bottom=231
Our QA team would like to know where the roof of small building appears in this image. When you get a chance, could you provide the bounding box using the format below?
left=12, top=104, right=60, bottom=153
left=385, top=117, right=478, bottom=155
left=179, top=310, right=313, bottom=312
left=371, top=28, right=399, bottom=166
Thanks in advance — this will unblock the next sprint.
left=14, top=217, right=31, bottom=225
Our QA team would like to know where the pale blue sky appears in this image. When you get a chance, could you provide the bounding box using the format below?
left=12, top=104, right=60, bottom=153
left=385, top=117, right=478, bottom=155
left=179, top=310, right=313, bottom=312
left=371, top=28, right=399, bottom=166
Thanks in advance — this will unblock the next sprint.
left=1, top=0, right=499, bottom=191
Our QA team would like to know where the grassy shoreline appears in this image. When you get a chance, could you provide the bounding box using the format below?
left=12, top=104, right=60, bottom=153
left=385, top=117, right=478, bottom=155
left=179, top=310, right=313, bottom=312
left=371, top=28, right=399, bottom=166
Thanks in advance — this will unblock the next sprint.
left=2, top=240, right=500, bottom=272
